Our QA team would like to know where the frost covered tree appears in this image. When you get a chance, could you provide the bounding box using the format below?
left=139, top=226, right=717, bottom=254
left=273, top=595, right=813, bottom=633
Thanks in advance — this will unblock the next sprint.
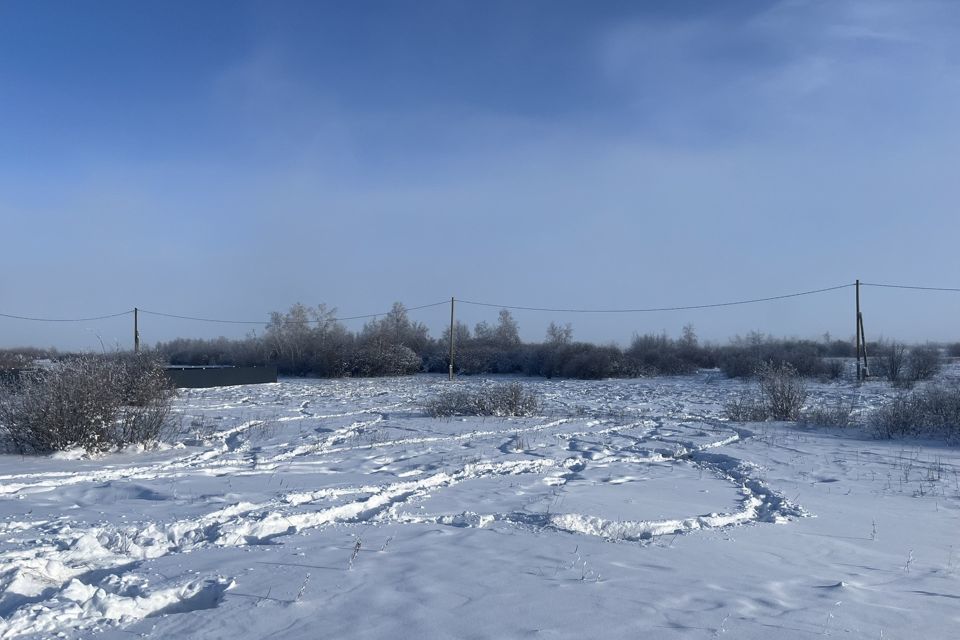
left=545, top=322, right=573, bottom=346
left=264, top=303, right=316, bottom=374
left=263, top=303, right=352, bottom=376
left=494, top=309, right=521, bottom=348
left=441, top=321, right=472, bottom=346
left=354, top=303, right=428, bottom=376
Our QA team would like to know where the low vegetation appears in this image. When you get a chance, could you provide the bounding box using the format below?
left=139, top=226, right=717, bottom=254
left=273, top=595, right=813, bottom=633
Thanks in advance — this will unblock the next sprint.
left=870, top=341, right=942, bottom=386
left=869, top=383, right=960, bottom=439
left=0, top=354, right=175, bottom=454
left=799, top=400, right=855, bottom=428
left=423, top=382, right=541, bottom=417
left=716, top=333, right=844, bottom=380
left=725, top=362, right=807, bottom=422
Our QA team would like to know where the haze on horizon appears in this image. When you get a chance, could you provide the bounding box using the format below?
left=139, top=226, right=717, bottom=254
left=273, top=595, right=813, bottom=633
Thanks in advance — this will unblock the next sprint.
left=2, top=0, right=959, bottom=352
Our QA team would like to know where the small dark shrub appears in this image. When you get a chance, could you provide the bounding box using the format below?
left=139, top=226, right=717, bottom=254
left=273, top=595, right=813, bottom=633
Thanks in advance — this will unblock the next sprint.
left=717, top=348, right=761, bottom=379
left=800, top=400, right=854, bottom=428
left=624, top=333, right=713, bottom=376
left=723, top=395, right=769, bottom=422
left=871, top=341, right=907, bottom=384
left=557, top=344, right=623, bottom=379
left=869, top=384, right=960, bottom=439
left=757, top=361, right=806, bottom=421
left=718, top=338, right=829, bottom=379
left=823, top=359, right=846, bottom=380
left=906, top=345, right=941, bottom=382
left=724, top=361, right=806, bottom=422
left=870, top=394, right=924, bottom=438
left=825, top=340, right=856, bottom=358
left=423, top=382, right=541, bottom=417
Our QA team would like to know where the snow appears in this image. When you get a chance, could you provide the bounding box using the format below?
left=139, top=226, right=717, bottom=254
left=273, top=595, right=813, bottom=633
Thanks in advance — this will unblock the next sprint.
left=1, top=372, right=959, bottom=638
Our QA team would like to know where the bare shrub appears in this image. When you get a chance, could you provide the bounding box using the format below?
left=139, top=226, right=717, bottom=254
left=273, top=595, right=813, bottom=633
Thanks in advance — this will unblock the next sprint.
left=723, top=395, right=769, bottom=422
left=554, top=343, right=624, bottom=379
left=115, top=354, right=177, bottom=445
left=870, top=384, right=960, bottom=439
left=725, top=361, right=806, bottom=422
left=870, top=393, right=924, bottom=438
left=823, top=359, right=846, bottom=381
left=423, top=382, right=541, bottom=418
left=906, top=345, right=941, bottom=383
left=0, top=355, right=175, bottom=454
left=920, top=385, right=960, bottom=427
left=871, top=341, right=907, bottom=384
left=757, top=361, right=806, bottom=421
left=625, top=333, right=703, bottom=376
left=422, top=389, right=475, bottom=417
left=719, top=339, right=829, bottom=379
left=800, top=400, right=854, bottom=428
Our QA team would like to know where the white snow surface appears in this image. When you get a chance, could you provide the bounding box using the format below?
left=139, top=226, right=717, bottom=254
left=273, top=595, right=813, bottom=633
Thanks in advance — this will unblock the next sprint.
left=1, top=372, right=959, bottom=638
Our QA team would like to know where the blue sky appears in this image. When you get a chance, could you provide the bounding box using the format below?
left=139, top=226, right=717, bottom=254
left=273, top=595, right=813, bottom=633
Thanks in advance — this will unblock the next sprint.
left=2, top=0, right=959, bottom=350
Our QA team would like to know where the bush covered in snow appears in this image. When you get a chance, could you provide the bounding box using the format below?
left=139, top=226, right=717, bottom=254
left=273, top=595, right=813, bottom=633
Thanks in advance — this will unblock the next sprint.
left=423, top=382, right=541, bottom=417
left=0, top=355, right=175, bottom=454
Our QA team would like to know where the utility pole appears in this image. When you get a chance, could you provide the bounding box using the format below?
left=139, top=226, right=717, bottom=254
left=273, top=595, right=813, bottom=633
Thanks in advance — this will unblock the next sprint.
left=448, top=297, right=455, bottom=381
left=134, top=307, right=140, bottom=354
left=855, top=280, right=861, bottom=382
left=859, top=311, right=869, bottom=379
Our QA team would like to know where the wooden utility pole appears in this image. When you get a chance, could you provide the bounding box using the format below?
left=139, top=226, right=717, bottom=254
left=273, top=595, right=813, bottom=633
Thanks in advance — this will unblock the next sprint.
left=448, top=297, right=455, bottom=381
left=855, top=280, right=861, bottom=381
left=134, top=307, right=140, bottom=354
left=859, top=311, right=869, bottom=379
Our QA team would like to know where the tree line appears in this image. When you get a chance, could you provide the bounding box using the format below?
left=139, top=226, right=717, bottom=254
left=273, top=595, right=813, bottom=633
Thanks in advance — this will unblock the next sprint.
left=0, top=302, right=952, bottom=381
left=147, top=301, right=954, bottom=381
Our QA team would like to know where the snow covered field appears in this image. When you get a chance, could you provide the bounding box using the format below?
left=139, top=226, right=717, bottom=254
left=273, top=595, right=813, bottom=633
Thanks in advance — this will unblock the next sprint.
left=1, top=372, right=959, bottom=639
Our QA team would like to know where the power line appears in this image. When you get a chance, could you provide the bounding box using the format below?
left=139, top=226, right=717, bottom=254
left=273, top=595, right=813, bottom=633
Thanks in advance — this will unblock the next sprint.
left=338, top=300, right=450, bottom=320
left=458, top=283, right=855, bottom=314
left=0, top=310, right=134, bottom=322
left=136, top=310, right=264, bottom=325
left=861, top=282, right=960, bottom=293
left=137, top=300, right=450, bottom=325
left=8, top=281, right=960, bottom=327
